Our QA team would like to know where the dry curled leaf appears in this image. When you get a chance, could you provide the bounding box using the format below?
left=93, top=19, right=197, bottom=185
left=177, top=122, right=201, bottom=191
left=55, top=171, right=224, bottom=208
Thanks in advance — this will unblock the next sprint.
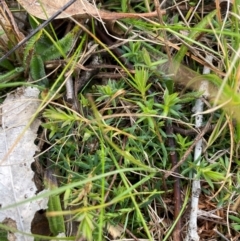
left=16, top=0, right=98, bottom=19
left=16, top=0, right=165, bottom=20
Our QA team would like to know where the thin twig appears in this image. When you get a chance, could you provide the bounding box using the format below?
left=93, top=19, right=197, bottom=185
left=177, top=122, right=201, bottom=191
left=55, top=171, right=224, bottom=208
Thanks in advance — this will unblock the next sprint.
left=165, top=123, right=182, bottom=241
left=213, top=228, right=230, bottom=241
left=172, top=123, right=215, bottom=136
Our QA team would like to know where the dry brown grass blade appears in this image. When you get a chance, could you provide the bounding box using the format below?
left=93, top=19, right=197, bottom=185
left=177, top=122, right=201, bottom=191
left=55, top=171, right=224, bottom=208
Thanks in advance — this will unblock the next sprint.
left=17, top=0, right=166, bottom=20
